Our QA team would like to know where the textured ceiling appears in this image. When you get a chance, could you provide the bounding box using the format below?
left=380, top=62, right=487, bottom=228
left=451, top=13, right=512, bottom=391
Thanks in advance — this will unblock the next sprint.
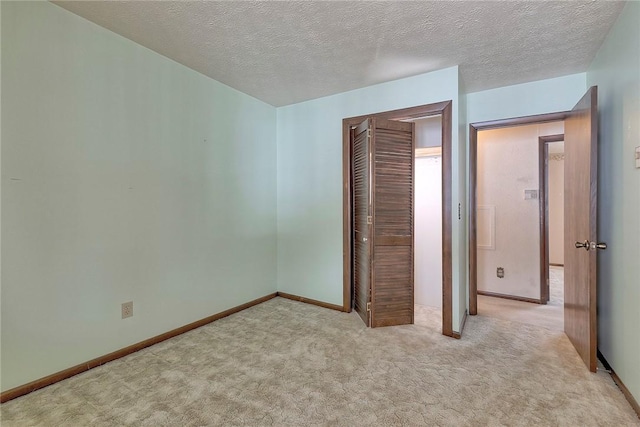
left=53, top=1, right=625, bottom=107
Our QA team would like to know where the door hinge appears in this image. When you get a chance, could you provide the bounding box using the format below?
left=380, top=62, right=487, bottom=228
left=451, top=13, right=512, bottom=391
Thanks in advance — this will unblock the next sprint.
left=366, top=302, right=371, bottom=312
left=367, top=215, right=373, bottom=225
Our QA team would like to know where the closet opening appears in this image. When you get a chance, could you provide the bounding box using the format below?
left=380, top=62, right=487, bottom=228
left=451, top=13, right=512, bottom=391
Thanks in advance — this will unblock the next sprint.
left=342, top=101, right=454, bottom=337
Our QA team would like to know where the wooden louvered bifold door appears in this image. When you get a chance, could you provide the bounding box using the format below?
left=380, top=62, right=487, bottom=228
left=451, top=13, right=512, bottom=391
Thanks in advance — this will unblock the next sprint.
left=371, top=118, right=415, bottom=327
left=352, top=119, right=372, bottom=326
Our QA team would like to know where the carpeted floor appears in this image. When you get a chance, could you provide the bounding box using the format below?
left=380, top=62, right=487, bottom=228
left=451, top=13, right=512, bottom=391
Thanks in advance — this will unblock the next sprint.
left=2, top=296, right=638, bottom=426
left=477, top=266, right=565, bottom=331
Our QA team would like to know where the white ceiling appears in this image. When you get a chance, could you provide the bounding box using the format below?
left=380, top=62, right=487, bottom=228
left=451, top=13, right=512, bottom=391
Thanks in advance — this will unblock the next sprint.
left=53, top=1, right=625, bottom=107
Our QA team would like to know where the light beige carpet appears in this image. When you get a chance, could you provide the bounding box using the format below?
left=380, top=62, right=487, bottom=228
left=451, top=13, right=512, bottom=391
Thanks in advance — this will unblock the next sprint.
left=478, top=266, right=565, bottom=331
left=2, top=296, right=638, bottom=426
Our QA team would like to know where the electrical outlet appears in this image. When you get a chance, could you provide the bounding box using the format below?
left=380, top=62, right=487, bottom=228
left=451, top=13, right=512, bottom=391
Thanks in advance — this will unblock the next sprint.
left=122, top=301, right=133, bottom=319
left=497, top=267, right=505, bottom=278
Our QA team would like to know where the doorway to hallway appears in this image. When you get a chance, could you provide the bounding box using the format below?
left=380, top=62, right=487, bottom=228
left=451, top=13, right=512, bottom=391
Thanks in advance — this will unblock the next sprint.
left=469, top=87, right=601, bottom=372
left=474, top=128, right=566, bottom=332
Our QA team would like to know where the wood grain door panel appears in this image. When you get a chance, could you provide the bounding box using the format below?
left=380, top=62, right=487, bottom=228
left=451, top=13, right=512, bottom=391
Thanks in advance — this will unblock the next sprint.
left=371, top=118, right=415, bottom=328
left=373, top=246, right=413, bottom=327
left=352, top=119, right=372, bottom=326
left=564, top=86, right=598, bottom=372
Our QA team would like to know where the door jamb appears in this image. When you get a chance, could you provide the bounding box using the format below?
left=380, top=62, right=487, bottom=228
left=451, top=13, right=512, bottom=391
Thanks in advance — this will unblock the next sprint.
left=469, top=112, right=569, bottom=315
left=539, top=134, right=565, bottom=304
left=342, top=101, right=454, bottom=337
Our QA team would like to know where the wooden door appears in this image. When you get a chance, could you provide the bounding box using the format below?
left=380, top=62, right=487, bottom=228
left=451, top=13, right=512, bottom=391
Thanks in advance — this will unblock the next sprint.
left=564, top=86, right=598, bottom=372
left=370, top=118, right=415, bottom=327
left=352, top=119, right=373, bottom=326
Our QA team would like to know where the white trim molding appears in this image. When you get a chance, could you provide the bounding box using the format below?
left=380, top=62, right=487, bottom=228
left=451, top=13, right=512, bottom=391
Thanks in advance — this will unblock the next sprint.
left=477, top=205, right=496, bottom=250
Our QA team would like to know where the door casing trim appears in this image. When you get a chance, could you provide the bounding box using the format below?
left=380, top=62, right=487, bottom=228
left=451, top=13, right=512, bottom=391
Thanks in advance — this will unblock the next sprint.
left=539, top=133, right=565, bottom=304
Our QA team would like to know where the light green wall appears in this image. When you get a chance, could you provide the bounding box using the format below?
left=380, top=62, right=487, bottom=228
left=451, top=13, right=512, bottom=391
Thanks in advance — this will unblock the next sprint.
left=467, top=73, right=587, bottom=124
left=1, top=2, right=277, bottom=392
left=587, top=0, right=640, bottom=404
left=276, top=67, right=467, bottom=332
left=0, top=0, right=3, bottom=391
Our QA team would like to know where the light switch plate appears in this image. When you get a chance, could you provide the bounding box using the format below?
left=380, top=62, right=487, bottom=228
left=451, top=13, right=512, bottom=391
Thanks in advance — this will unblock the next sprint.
left=635, top=146, right=640, bottom=169
left=524, top=189, right=538, bottom=200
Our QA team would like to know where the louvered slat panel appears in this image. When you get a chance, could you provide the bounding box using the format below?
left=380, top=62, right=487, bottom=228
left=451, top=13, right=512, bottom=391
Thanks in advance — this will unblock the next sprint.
left=374, top=125, right=413, bottom=238
left=371, top=118, right=414, bottom=328
left=373, top=245, right=413, bottom=327
left=352, top=121, right=371, bottom=326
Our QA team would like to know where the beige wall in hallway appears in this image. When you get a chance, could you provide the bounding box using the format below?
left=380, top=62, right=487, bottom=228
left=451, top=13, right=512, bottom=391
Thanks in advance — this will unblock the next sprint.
left=548, top=143, right=565, bottom=265
left=477, top=122, right=563, bottom=300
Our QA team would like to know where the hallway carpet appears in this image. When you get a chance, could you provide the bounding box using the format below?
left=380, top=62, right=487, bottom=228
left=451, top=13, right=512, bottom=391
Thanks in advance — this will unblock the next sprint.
left=2, top=297, right=638, bottom=426
left=477, top=266, right=565, bottom=331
